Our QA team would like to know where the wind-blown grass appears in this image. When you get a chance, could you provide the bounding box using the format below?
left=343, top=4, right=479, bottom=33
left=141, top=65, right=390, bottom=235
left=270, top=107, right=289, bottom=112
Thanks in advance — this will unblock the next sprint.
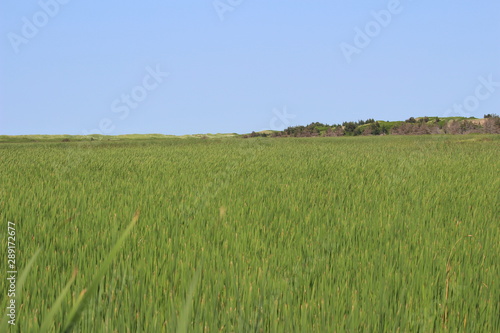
left=0, top=135, right=498, bottom=331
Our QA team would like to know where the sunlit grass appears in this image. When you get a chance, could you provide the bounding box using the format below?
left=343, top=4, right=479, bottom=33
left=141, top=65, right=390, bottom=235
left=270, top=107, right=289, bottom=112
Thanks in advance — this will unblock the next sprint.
left=0, top=135, right=498, bottom=331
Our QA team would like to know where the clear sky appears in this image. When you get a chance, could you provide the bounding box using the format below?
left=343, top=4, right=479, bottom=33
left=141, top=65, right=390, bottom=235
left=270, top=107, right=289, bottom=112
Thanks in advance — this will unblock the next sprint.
left=1, top=0, right=499, bottom=135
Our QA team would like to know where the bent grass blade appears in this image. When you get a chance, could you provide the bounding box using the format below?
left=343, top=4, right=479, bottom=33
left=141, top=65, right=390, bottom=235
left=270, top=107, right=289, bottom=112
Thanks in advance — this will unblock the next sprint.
left=176, top=265, right=202, bottom=333
left=63, top=210, right=140, bottom=333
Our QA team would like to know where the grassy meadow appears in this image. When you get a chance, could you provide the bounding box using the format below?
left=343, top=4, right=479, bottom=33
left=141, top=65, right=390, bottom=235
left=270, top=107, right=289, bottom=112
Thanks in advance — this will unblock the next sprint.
left=0, top=135, right=499, bottom=332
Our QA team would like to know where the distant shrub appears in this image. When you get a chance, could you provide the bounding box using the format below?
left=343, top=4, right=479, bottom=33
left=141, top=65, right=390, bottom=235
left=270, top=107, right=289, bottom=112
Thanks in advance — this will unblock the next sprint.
left=484, top=117, right=500, bottom=134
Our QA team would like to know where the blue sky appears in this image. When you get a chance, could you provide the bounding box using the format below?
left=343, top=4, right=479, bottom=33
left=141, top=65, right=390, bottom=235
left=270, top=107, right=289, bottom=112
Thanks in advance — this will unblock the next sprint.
left=1, top=0, right=499, bottom=135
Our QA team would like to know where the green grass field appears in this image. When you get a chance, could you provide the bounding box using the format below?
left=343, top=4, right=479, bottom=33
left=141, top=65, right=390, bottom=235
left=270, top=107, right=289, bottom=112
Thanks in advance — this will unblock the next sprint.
left=1, top=135, right=499, bottom=332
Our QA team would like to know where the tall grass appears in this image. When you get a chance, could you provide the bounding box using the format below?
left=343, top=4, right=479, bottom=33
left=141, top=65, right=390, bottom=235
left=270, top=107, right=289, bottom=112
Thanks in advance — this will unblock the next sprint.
left=0, top=135, right=498, bottom=331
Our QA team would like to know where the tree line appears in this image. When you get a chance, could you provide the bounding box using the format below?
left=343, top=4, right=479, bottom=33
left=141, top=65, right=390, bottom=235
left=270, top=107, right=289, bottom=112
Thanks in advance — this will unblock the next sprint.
left=244, top=114, right=500, bottom=138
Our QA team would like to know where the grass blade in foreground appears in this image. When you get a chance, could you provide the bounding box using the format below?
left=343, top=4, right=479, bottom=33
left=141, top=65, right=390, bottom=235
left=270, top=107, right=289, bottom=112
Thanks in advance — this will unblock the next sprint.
left=177, top=265, right=202, bottom=333
left=39, top=269, right=78, bottom=333
left=63, top=210, right=140, bottom=333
